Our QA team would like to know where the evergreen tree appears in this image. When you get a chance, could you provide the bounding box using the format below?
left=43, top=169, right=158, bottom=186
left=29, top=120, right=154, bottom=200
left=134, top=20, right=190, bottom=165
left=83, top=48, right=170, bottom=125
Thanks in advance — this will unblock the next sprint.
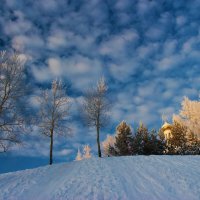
left=108, top=144, right=118, bottom=156
left=132, top=123, right=165, bottom=155
left=114, top=121, right=133, bottom=156
left=146, top=131, right=166, bottom=155
left=102, top=135, right=116, bottom=156
left=186, top=131, right=197, bottom=146
left=158, top=128, right=165, bottom=141
left=132, top=123, right=148, bottom=155
left=167, top=121, right=187, bottom=154
left=185, top=131, right=200, bottom=155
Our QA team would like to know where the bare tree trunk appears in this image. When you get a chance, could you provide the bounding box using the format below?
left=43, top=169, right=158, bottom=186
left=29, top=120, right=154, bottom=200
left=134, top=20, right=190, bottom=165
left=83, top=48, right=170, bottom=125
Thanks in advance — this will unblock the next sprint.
left=96, top=125, right=101, bottom=157
left=49, top=129, right=53, bottom=165
left=82, top=78, right=109, bottom=158
left=38, top=80, right=71, bottom=165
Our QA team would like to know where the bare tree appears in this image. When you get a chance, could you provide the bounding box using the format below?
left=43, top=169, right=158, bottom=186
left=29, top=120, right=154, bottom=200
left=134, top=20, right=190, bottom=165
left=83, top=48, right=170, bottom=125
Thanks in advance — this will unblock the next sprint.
left=0, top=51, right=27, bottom=152
left=82, top=78, right=110, bottom=157
left=37, top=79, right=71, bottom=165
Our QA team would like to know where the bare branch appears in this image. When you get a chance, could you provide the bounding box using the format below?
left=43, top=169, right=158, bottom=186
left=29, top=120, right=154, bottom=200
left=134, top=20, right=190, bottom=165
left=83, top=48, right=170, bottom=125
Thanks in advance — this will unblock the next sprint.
left=81, top=77, right=110, bottom=157
left=0, top=51, right=27, bottom=152
left=37, top=79, right=71, bottom=164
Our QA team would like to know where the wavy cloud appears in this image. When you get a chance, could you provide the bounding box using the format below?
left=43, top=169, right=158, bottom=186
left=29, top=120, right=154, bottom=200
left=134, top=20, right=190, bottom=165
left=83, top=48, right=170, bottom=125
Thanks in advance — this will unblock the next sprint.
left=0, top=0, right=200, bottom=163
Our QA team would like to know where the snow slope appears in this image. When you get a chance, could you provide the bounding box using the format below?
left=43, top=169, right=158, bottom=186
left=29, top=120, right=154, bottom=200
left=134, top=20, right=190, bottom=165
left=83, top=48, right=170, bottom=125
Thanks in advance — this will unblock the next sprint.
left=0, top=156, right=200, bottom=200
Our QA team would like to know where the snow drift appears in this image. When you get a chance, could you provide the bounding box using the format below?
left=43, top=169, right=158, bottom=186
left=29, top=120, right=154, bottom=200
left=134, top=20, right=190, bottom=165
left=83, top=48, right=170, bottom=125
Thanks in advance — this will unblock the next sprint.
left=0, top=156, right=200, bottom=200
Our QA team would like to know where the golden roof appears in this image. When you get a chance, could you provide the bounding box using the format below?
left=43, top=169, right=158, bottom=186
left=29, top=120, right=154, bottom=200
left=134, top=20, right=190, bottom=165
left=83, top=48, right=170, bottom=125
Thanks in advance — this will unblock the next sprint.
left=161, top=122, right=172, bottom=130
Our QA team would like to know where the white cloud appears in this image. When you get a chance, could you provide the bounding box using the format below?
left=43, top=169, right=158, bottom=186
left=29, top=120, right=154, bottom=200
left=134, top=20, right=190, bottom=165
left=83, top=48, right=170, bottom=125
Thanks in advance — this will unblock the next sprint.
left=48, top=58, right=62, bottom=76
left=56, top=149, right=73, bottom=156
left=39, top=0, right=58, bottom=11
left=156, top=54, right=183, bottom=71
left=12, top=35, right=44, bottom=51
left=99, top=29, right=139, bottom=57
left=4, top=17, right=32, bottom=36
left=158, top=107, right=175, bottom=122
left=162, top=39, right=177, bottom=56
left=176, top=16, right=187, bottom=27
left=47, top=33, right=67, bottom=50
left=32, top=65, right=52, bottom=82
left=32, top=55, right=104, bottom=89
left=145, top=26, right=164, bottom=41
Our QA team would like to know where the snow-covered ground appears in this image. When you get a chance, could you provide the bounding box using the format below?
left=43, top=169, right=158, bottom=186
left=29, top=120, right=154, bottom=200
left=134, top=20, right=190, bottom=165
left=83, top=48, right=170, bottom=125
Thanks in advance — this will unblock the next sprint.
left=0, top=156, right=200, bottom=200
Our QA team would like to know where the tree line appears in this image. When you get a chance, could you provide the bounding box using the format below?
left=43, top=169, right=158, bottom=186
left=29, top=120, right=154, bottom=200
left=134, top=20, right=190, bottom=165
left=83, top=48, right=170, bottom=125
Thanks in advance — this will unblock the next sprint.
left=1, top=51, right=200, bottom=166
left=102, top=120, right=200, bottom=157
left=0, top=51, right=109, bottom=165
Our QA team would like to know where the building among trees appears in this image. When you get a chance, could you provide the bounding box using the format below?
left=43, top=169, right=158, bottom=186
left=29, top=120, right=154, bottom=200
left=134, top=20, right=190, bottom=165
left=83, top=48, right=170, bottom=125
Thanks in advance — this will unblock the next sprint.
left=160, top=119, right=200, bottom=155
left=161, top=122, right=172, bottom=143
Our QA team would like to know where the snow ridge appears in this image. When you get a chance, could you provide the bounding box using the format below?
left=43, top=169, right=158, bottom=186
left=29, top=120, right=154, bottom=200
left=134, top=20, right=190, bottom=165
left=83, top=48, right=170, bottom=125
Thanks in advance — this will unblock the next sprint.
left=0, top=156, right=200, bottom=200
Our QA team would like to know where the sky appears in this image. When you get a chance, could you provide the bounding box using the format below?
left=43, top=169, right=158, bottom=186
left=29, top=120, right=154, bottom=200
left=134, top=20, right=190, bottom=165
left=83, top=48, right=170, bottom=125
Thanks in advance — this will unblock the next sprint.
left=1, top=0, right=200, bottom=173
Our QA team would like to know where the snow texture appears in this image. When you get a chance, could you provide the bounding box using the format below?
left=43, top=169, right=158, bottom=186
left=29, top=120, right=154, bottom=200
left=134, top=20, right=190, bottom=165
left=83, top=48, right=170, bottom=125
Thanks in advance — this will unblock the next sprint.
left=0, top=156, right=200, bottom=200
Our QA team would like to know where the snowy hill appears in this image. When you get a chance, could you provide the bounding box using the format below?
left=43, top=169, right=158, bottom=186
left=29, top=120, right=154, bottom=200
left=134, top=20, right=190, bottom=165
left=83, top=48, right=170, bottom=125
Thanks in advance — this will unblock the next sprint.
left=0, top=156, right=200, bottom=200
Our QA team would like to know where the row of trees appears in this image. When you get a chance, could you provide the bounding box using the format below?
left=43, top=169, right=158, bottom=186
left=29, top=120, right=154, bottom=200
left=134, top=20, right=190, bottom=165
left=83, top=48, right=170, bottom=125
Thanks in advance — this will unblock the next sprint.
left=38, top=77, right=109, bottom=164
left=103, top=120, right=200, bottom=157
left=0, top=51, right=109, bottom=165
left=0, top=51, right=72, bottom=165
left=1, top=51, right=200, bottom=165
left=103, top=121, right=165, bottom=156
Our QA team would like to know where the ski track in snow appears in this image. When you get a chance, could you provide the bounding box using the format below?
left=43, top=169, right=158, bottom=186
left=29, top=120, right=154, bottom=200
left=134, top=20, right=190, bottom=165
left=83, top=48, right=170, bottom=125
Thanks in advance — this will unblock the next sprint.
left=0, top=156, right=200, bottom=200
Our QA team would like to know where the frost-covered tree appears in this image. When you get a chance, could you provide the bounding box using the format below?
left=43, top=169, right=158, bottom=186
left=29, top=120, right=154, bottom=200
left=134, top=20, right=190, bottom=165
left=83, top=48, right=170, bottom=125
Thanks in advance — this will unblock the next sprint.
left=0, top=51, right=27, bottom=152
left=114, top=121, right=133, bottom=156
left=83, top=145, right=92, bottom=159
left=102, top=134, right=116, bottom=156
left=167, top=120, right=200, bottom=155
left=173, top=96, right=200, bottom=138
left=75, top=148, right=82, bottom=161
left=82, top=77, right=110, bottom=158
left=37, top=80, right=71, bottom=165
